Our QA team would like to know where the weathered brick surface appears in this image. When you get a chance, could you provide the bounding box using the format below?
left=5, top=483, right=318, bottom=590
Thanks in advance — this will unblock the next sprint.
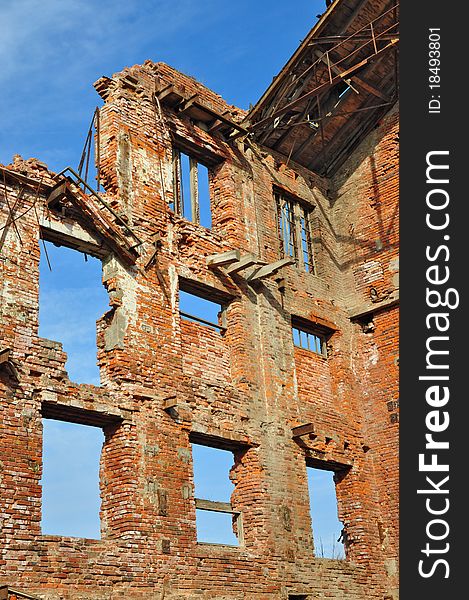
left=0, top=57, right=398, bottom=600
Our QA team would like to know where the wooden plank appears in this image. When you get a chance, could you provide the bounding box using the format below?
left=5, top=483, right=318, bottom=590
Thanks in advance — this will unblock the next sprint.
left=247, top=257, right=295, bottom=282
left=224, top=253, right=259, bottom=275
left=163, top=396, right=178, bottom=410
left=195, top=498, right=234, bottom=514
left=206, top=249, right=241, bottom=268
left=292, top=423, right=316, bottom=438
left=188, top=103, right=247, bottom=134
left=0, top=348, right=11, bottom=364
left=155, top=84, right=175, bottom=101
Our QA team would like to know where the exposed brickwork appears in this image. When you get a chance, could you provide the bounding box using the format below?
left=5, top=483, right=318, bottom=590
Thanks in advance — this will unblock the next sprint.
left=1, top=37, right=398, bottom=600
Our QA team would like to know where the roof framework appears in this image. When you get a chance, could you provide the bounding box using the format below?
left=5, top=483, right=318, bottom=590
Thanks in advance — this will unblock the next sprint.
left=244, top=0, right=399, bottom=176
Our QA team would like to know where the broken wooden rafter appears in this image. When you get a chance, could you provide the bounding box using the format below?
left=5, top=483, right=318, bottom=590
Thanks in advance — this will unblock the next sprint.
left=247, top=257, right=295, bottom=282
left=154, top=80, right=247, bottom=138
left=206, top=249, right=241, bottom=268
left=313, top=47, right=389, bottom=102
left=57, top=179, right=138, bottom=266
left=224, top=253, right=260, bottom=275
left=309, top=33, right=399, bottom=45
left=249, top=38, right=399, bottom=133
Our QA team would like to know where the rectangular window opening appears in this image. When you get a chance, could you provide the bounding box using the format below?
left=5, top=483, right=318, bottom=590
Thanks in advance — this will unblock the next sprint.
left=275, top=189, right=315, bottom=274
left=307, top=465, right=345, bottom=559
left=179, top=281, right=226, bottom=332
left=41, top=418, right=104, bottom=539
left=39, top=240, right=109, bottom=385
left=173, top=149, right=212, bottom=228
left=292, top=317, right=329, bottom=356
left=192, top=442, right=241, bottom=546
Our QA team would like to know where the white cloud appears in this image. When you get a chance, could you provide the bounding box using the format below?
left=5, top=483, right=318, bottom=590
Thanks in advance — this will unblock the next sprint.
left=0, top=0, right=218, bottom=167
left=0, top=0, right=213, bottom=85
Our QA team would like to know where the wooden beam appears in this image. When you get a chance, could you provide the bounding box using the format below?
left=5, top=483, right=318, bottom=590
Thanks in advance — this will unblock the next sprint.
left=206, top=249, right=241, bottom=268
left=224, top=253, right=260, bottom=275
left=195, top=498, right=235, bottom=514
left=0, top=348, right=11, bottom=364
left=312, top=49, right=360, bottom=94
left=247, top=257, right=295, bottom=282
left=292, top=423, right=316, bottom=438
left=351, top=77, right=389, bottom=101
left=209, top=118, right=224, bottom=133
left=155, top=84, right=175, bottom=101
left=46, top=182, right=67, bottom=208
left=338, top=0, right=371, bottom=35
left=177, top=94, right=198, bottom=114
left=163, top=396, right=178, bottom=411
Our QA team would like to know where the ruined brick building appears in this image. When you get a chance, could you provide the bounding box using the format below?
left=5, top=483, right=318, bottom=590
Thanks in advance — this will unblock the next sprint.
left=0, top=1, right=399, bottom=599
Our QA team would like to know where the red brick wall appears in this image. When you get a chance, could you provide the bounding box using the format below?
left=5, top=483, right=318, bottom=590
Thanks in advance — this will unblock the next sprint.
left=0, top=62, right=398, bottom=600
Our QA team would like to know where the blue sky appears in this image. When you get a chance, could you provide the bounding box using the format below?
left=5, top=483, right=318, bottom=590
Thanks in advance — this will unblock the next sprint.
left=2, top=0, right=345, bottom=556
left=0, top=0, right=325, bottom=172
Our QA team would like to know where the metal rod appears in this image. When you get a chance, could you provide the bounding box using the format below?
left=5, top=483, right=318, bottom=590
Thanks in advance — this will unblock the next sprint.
left=84, top=127, right=92, bottom=189
left=95, top=108, right=101, bottom=192
left=0, top=176, right=43, bottom=238
left=179, top=311, right=225, bottom=332
left=54, top=166, right=143, bottom=246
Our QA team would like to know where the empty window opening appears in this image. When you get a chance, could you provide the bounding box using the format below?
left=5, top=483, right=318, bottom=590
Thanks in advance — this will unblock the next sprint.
left=41, top=418, right=103, bottom=539
left=307, top=466, right=345, bottom=559
left=192, top=442, right=240, bottom=546
left=288, top=595, right=308, bottom=600
left=275, top=189, right=315, bottom=273
left=172, top=149, right=211, bottom=228
left=179, top=285, right=226, bottom=332
left=39, top=241, right=109, bottom=385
